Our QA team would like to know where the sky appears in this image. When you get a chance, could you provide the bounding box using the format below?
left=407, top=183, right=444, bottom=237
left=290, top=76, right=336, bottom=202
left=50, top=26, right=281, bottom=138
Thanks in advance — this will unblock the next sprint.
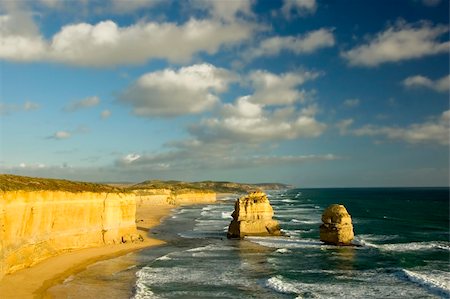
left=0, top=0, right=449, bottom=187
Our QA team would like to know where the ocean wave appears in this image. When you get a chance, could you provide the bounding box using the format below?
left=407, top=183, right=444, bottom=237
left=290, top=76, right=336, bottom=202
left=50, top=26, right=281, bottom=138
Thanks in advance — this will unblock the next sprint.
left=221, top=211, right=232, bottom=219
left=398, top=269, right=450, bottom=298
left=275, top=248, right=291, bottom=254
left=353, top=237, right=450, bottom=252
left=155, top=254, right=172, bottom=261
left=246, top=236, right=325, bottom=249
left=265, top=276, right=300, bottom=294
left=134, top=268, right=158, bottom=299
left=281, top=199, right=296, bottom=203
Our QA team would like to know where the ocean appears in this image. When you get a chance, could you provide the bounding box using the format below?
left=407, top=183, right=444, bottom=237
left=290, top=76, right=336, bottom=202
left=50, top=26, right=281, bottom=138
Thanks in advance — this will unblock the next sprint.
left=48, top=188, right=450, bottom=298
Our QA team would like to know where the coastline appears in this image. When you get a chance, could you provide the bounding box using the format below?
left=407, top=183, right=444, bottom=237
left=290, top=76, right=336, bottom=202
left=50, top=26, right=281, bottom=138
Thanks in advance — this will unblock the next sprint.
left=0, top=203, right=174, bottom=299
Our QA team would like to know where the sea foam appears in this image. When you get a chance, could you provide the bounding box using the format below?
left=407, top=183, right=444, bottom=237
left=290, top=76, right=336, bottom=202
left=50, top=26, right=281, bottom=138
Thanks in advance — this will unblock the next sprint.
left=398, top=269, right=450, bottom=298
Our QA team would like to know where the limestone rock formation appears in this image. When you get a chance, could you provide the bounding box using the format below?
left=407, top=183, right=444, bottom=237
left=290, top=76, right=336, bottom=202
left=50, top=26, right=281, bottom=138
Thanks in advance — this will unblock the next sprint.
left=227, top=191, right=281, bottom=239
left=319, top=204, right=354, bottom=245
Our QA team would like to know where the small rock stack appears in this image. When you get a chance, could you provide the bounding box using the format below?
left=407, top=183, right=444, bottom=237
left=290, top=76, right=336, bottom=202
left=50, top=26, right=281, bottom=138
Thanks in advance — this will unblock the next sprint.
left=319, top=204, right=354, bottom=245
left=227, top=191, right=281, bottom=239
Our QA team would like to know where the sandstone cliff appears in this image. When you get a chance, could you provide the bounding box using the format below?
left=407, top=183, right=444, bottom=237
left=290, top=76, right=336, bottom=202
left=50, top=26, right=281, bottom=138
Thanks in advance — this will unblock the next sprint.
left=227, top=192, right=281, bottom=239
left=319, top=204, right=354, bottom=245
left=0, top=190, right=140, bottom=280
left=133, top=189, right=216, bottom=206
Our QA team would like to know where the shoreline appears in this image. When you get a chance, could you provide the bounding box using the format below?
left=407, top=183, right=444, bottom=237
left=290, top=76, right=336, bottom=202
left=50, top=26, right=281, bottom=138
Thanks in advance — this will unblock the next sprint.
left=0, top=203, right=174, bottom=299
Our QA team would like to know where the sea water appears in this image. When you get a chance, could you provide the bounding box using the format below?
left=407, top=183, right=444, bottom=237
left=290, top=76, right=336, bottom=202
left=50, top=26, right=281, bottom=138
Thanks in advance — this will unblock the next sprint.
left=50, top=188, right=450, bottom=298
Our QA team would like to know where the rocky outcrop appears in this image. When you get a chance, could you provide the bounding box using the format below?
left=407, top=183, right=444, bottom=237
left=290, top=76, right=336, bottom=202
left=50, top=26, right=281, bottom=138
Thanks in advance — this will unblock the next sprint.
left=0, top=191, right=140, bottom=280
left=319, top=204, right=354, bottom=245
left=227, top=192, right=281, bottom=239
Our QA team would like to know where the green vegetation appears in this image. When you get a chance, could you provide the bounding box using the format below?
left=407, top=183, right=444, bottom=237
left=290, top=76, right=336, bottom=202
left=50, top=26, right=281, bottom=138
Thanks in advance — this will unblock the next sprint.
left=0, top=174, right=123, bottom=192
left=0, top=174, right=292, bottom=193
left=130, top=180, right=292, bottom=193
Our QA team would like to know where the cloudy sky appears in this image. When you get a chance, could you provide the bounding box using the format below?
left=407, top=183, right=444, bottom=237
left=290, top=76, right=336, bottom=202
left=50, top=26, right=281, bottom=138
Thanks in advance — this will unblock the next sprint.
left=0, top=0, right=449, bottom=187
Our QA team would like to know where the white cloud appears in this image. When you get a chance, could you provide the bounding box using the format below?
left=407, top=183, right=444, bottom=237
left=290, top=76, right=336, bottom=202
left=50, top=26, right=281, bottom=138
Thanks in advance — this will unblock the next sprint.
left=53, top=131, right=71, bottom=139
left=402, top=74, right=449, bottom=93
left=47, top=125, right=89, bottom=140
left=0, top=16, right=256, bottom=66
left=0, top=101, right=40, bottom=115
left=100, top=109, right=112, bottom=119
left=247, top=70, right=319, bottom=105
left=121, top=153, right=141, bottom=163
left=191, top=0, right=254, bottom=22
left=281, top=0, right=317, bottom=18
left=245, top=28, right=335, bottom=60
left=120, top=64, right=236, bottom=117
left=190, top=98, right=326, bottom=144
left=342, top=21, right=450, bottom=67
left=336, top=118, right=354, bottom=135
left=64, top=96, right=100, bottom=112
left=344, top=110, right=450, bottom=145
left=343, top=98, right=360, bottom=107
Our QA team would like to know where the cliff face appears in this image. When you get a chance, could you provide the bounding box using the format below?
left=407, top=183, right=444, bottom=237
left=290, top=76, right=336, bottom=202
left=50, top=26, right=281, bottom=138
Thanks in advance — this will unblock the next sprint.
left=133, top=189, right=216, bottom=206
left=0, top=191, right=139, bottom=279
left=319, top=204, right=354, bottom=245
left=227, top=192, right=281, bottom=239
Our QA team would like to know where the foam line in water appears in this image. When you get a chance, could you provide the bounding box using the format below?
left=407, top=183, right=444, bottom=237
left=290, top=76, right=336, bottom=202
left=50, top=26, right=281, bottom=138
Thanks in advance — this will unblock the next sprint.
left=247, top=236, right=325, bottom=249
left=398, top=269, right=450, bottom=298
left=265, top=276, right=300, bottom=294
left=353, top=237, right=450, bottom=252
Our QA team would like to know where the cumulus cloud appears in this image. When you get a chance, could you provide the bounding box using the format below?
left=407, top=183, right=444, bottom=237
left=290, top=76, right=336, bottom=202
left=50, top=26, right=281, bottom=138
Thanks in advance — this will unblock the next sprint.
left=120, top=64, right=236, bottom=117
left=0, top=16, right=256, bottom=66
left=244, top=28, right=335, bottom=60
left=343, top=98, right=360, bottom=107
left=0, top=101, right=40, bottom=115
left=64, top=96, right=100, bottom=112
left=341, top=21, right=450, bottom=67
left=402, top=74, right=449, bottom=93
left=190, top=97, right=326, bottom=144
left=281, top=0, right=317, bottom=18
left=341, top=110, right=450, bottom=145
left=247, top=69, right=320, bottom=105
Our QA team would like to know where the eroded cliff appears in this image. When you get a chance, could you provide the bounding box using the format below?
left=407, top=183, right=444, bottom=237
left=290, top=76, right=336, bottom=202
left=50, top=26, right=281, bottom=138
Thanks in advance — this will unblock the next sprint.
left=227, top=191, right=281, bottom=238
left=133, top=189, right=216, bottom=206
left=319, top=204, right=354, bottom=245
left=0, top=190, right=139, bottom=279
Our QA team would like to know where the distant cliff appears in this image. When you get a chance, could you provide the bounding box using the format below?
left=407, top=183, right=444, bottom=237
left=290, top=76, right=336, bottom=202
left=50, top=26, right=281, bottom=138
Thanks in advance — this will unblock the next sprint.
left=130, top=180, right=293, bottom=194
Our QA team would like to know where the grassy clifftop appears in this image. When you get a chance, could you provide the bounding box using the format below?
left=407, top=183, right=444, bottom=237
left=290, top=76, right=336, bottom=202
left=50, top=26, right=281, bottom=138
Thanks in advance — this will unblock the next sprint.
left=130, top=180, right=292, bottom=193
left=0, top=174, right=123, bottom=193
left=0, top=174, right=292, bottom=193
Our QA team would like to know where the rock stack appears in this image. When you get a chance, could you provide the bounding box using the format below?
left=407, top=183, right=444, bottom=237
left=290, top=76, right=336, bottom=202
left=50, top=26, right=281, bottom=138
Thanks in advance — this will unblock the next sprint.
left=319, top=204, right=354, bottom=245
left=227, top=191, right=281, bottom=239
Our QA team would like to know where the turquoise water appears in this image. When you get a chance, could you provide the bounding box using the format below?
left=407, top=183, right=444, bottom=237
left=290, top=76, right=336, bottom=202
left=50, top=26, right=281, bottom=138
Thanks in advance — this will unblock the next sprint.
left=134, top=188, right=449, bottom=298
left=48, top=188, right=450, bottom=298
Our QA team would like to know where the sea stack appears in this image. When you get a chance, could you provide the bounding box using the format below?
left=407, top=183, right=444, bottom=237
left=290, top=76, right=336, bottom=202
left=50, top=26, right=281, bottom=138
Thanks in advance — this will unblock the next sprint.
left=227, top=191, right=281, bottom=239
left=319, top=204, right=354, bottom=245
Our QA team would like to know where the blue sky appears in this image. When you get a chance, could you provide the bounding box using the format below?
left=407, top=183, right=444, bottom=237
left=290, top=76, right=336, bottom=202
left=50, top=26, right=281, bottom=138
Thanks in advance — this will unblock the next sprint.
left=0, top=0, right=449, bottom=187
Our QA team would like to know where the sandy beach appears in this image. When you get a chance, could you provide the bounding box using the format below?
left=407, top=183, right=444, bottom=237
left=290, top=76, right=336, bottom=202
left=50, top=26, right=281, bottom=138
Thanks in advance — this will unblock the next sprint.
left=0, top=203, right=174, bottom=299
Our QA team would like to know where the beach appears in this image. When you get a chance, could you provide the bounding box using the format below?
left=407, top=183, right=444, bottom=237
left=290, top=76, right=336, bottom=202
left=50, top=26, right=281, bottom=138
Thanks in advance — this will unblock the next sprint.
left=0, top=203, right=174, bottom=299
